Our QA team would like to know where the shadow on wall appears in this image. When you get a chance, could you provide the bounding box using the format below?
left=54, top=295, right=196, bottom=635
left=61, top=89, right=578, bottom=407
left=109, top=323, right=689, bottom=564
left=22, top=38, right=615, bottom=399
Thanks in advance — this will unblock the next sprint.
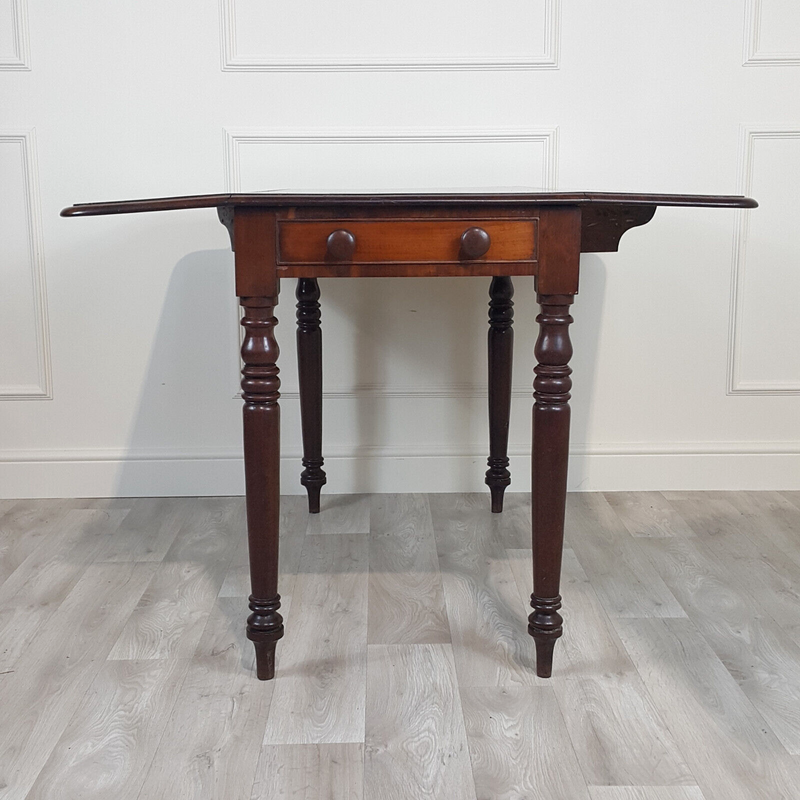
left=115, top=247, right=242, bottom=497
left=115, top=253, right=607, bottom=497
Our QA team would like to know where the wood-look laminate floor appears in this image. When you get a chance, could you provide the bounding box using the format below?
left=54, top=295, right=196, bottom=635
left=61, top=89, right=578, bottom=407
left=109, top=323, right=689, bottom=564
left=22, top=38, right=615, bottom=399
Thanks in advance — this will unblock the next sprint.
left=1, top=491, right=799, bottom=799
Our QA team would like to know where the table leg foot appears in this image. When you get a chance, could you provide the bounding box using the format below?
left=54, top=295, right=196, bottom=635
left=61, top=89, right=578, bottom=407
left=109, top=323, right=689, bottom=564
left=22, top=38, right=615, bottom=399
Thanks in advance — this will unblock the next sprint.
left=247, top=594, right=283, bottom=681
left=486, top=276, right=514, bottom=514
left=489, top=484, right=506, bottom=514
left=305, top=482, right=323, bottom=514
left=253, top=641, right=277, bottom=681
left=528, top=593, right=563, bottom=678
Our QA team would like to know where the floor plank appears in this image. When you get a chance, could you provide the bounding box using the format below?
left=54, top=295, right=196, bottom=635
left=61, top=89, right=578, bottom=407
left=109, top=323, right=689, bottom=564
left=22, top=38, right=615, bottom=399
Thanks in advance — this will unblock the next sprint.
left=26, top=658, right=190, bottom=800
left=252, top=743, right=364, bottom=800
left=461, top=685, right=589, bottom=800
left=262, top=533, right=369, bottom=745
left=0, top=561, right=156, bottom=799
left=367, top=494, right=450, bottom=645
left=306, top=494, right=370, bottom=535
left=616, top=618, right=800, bottom=800
left=567, top=493, right=685, bottom=618
left=95, top=496, right=195, bottom=562
left=0, top=509, right=129, bottom=669
left=603, top=492, right=696, bottom=538
left=0, top=499, right=92, bottom=586
left=588, top=789, right=706, bottom=800
left=138, top=598, right=273, bottom=800
left=507, top=548, right=693, bottom=786
left=431, top=494, right=541, bottom=687
left=639, top=534, right=800, bottom=754
left=365, top=643, right=475, bottom=800
left=108, top=498, right=243, bottom=660
left=713, top=491, right=800, bottom=569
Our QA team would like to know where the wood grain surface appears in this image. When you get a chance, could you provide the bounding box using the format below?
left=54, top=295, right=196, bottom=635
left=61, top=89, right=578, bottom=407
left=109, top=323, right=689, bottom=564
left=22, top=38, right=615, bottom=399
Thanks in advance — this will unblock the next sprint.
left=367, top=494, right=450, bottom=645
left=461, top=685, right=589, bottom=800
left=262, top=534, right=369, bottom=745
left=365, top=643, right=475, bottom=800
left=4, top=492, right=800, bottom=799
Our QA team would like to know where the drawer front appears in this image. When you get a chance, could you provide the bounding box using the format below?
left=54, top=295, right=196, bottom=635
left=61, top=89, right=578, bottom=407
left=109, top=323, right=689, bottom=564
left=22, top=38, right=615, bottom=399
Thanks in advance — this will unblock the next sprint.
left=277, top=218, right=537, bottom=265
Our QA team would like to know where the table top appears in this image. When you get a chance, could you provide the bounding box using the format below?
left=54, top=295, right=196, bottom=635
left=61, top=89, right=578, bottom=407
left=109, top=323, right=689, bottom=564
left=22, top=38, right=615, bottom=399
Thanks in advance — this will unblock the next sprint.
left=61, top=191, right=758, bottom=217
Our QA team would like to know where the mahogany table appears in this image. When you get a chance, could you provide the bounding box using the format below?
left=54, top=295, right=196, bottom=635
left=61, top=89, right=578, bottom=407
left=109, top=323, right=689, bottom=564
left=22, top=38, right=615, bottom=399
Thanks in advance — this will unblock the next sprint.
left=62, top=190, right=757, bottom=681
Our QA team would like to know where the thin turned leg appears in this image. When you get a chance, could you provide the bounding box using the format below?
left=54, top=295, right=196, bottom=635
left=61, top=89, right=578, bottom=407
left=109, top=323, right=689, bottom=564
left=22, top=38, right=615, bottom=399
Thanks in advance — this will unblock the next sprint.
left=240, top=296, right=284, bottom=680
left=528, top=294, right=573, bottom=678
left=296, top=278, right=326, bottom=513
left=485, top=276, right=514, bottom=513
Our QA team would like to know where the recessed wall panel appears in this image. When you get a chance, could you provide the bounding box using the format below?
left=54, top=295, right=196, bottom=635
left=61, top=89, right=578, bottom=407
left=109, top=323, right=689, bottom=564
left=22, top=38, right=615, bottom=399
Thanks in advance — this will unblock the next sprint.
left=0, top=0, right=28, bottom=69
left=730, top=130, right=800, bottom=393
left=221, top=0, right=558, bottom=70
left=745, top=0, right=800, bottom=65
left=225, top=130, right=557, bottom=195
left=0, top=133, right=51, bottom=399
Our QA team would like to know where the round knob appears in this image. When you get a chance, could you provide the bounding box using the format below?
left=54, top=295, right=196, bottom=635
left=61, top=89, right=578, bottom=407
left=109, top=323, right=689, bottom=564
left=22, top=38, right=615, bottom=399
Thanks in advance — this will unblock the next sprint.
left=326, top=229, right=356, bottom=260
left=460, top=227, right=491, bottom=260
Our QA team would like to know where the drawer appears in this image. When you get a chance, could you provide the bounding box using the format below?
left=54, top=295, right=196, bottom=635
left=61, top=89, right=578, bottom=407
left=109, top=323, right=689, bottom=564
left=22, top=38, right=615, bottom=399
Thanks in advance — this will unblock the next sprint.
left=276, top=218, right=538, bottom=265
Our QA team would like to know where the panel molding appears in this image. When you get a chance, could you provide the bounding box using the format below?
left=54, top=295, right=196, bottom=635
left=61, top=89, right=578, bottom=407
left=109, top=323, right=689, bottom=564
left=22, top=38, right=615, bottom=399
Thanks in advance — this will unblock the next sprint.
left=224, top=126, right=559, bottom=195
left=728, top=127, right=800, bottom=395
left=0, top=0, right=30, bottom=70
left=743, top=0, right=800, bottom=66
left=0, top=130, right=52, bottom=400
left=224, top=125, right=558, bottom=399
left=219, top=0, right=560, bottom=71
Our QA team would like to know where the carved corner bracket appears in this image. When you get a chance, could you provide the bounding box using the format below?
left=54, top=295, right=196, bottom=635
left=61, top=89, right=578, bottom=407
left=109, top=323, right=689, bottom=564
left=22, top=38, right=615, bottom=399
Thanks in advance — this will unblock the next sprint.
left=580, top=204, right=656, bottom=253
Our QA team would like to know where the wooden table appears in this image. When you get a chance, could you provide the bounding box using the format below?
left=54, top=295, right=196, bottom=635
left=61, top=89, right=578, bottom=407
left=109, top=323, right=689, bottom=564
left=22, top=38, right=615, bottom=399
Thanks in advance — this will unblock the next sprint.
left=62, top=190, right=757, bottom=681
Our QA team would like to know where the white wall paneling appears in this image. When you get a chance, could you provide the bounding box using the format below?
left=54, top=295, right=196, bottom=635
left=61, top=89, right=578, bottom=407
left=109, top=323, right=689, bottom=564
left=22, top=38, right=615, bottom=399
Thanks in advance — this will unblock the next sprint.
left=1, top=1, right=798, bottom=497
left=744, top=0, right=800, bottom=66
left=729, top=128, right=800, bottom=394
left=220, top=0, right=560, bottom=71
left=0, top=0, right=29, bottom=69
left=224, top=128, right=559, bottom=195
left=0, top=131, right=52, bottom=399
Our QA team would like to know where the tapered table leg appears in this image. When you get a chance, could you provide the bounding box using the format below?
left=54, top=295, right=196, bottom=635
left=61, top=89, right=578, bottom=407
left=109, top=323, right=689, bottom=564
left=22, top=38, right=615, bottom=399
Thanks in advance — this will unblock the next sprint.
left=240, top=296, right=284, bottom=680
left=485, top=276, right=514, bottom=513
left=528, top=293, right=573, bottom=678
left=296, top=278, right=326, bottom=514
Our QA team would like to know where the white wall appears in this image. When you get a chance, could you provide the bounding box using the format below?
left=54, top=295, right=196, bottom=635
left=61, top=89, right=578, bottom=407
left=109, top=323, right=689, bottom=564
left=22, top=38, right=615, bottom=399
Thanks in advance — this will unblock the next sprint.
left=1, top=0, right=798, bottom=498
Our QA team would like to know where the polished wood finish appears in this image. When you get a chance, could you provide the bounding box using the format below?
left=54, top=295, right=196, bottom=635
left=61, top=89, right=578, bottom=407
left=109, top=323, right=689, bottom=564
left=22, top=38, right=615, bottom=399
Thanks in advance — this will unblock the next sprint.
left=580, top=204, right=657, bottom=252
left=528, top=293, right=574, bottom=677
left=485, top=277, right=514, bottom=513
left=61, top=190, right=758, bottom=217
left=325, top=229, right=356, bottom=261
left=62, top=189, right=757, bottom=683
left=240, top=296, right=283, bottom=680
left=296, top=278, right=326, bottom=513
left=278, top=218, right=535, bottom=266
left=460, top=226, right=492, bottom=260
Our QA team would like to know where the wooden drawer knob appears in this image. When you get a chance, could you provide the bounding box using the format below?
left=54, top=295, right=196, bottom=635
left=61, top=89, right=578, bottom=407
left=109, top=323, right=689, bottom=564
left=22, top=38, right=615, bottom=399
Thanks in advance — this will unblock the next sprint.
left=460, top=226, right=491, bottom=260
left=326, top=229, right=356, bottom=260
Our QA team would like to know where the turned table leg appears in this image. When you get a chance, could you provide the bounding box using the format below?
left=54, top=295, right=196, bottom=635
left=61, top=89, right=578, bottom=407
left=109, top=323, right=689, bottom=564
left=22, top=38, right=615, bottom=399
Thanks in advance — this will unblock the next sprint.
left=296, top=278, right=326, bottom=514
left=528, top=293, right=573, bottom=678
left=485, top=276, right=514, bottom=513
left=240, top=296, right=284, bottom=680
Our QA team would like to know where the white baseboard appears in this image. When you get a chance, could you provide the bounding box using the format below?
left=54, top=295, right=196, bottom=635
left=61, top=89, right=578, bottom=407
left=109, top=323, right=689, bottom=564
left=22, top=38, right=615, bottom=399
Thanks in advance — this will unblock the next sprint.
left=1, top=443, right=798, bottom=498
